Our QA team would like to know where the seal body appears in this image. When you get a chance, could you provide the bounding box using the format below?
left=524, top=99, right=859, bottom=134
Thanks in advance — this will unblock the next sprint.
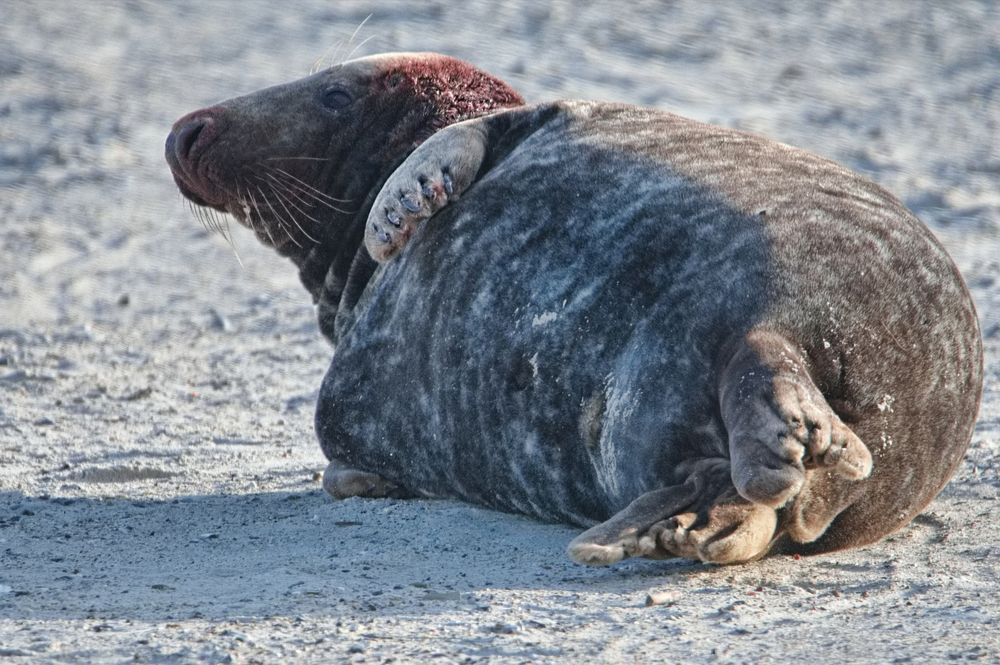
left=319, top=102, right=982, bottom=559
left=166, top=54, right=983, bottom=564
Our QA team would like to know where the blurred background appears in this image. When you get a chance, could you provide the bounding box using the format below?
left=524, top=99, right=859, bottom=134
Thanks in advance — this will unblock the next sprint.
left=2, top=0, right=998, bottom=334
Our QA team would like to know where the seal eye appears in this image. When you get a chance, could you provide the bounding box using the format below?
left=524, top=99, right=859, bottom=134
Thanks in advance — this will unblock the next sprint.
left=321, top=87, right=353, bottom=110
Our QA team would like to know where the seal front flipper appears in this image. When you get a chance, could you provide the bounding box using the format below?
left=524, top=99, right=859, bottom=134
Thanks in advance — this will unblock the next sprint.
left=322, top=458, right=413, bottom=500
left=365, top=117, right=492, bottom=262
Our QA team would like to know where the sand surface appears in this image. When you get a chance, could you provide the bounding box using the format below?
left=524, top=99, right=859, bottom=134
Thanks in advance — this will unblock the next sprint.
left=1, top=1, right=998, bottom=662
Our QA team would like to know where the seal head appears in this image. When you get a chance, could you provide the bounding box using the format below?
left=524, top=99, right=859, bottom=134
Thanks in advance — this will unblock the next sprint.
left=164, top=53, right=523, bottom=312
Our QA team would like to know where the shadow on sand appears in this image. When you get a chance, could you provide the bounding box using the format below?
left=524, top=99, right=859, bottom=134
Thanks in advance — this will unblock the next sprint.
left=0, top=489, right=729, bottom=622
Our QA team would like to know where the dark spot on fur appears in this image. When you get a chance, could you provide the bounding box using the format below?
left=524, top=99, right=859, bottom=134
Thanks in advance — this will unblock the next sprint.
left=508, top=355, right=534, bottom=391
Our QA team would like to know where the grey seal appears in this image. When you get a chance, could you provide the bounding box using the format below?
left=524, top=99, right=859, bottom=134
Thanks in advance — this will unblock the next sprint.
left=166, top=53, right=983, bottom=565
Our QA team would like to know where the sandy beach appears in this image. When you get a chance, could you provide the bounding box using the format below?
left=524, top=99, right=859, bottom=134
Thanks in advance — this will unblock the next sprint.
left=1, top=1, right=998, bottom=662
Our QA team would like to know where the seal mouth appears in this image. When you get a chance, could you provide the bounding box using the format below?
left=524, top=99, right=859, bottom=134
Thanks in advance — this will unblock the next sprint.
left=166, top=132, right=337, bottom=257
left=165, top=104, right=340, bottom=256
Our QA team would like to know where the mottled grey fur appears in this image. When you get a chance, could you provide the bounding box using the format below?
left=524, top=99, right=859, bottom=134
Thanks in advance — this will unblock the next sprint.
left=320, top=101, right=982, bottom=563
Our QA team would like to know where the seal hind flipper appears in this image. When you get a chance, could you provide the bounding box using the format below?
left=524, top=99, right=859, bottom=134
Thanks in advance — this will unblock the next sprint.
left=719, top=329, right=873, bottom=543
left=652, top=486, right=778, bottom=564
left=570, top=327, right=877, bottom=567
left=365, top=117, right=492, bottom=262
left=568, top=459, right=779, bottom=565
left=567, top=475, right=701, bottom=566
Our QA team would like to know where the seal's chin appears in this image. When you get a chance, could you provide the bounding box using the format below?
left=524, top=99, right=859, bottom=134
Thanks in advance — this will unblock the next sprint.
left=168, top=171, right=227, bottom=212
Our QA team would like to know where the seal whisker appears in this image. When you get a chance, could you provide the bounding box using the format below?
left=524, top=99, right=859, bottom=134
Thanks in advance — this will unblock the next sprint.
left=186, top=200, right=209, bottom=234
left=255, top=184, right=298, bottom=246
left=219, top=214, right=245, bottom=269
left=255, top=184, right=303, bottom=249
left=259, top=172, right=346, bottom=224
left=335, top=14, right=373, bottom=67
left=260, top=162, right=357, bottom=210
left=208, top=208, right=226, bottom=237
left=212, top=208, right=226, bottom=237
left=245, top=186, right=279, bottom=247
left=196, top=204, right=221, bottom=237
left=263, top=175, right=331, bottom=230
left=265, top=166, right=352, bottom=203
left=342, top=34, right=377, bottom=64
left=264, top=179, right=321, bottom=244
left=311, top=38, right=345, bottom=75
left=233, top=183, right=254, bottom=233
left=187, top=201, right=205, bottom=231
left=269, top=179, right=355, bottom=214
left=215, top=214, right=228, bottom=239
left=267, top=166, right=355, bottom=206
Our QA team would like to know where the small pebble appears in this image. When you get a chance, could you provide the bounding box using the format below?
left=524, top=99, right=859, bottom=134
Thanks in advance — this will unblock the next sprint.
left=645, top=591, right=679, bottom=607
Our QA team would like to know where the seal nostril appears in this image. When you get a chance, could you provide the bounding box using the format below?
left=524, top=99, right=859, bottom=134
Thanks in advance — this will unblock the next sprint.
left=167, top=107, right=225, bottom=169
left=175, top=120, right=206, bottom=162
